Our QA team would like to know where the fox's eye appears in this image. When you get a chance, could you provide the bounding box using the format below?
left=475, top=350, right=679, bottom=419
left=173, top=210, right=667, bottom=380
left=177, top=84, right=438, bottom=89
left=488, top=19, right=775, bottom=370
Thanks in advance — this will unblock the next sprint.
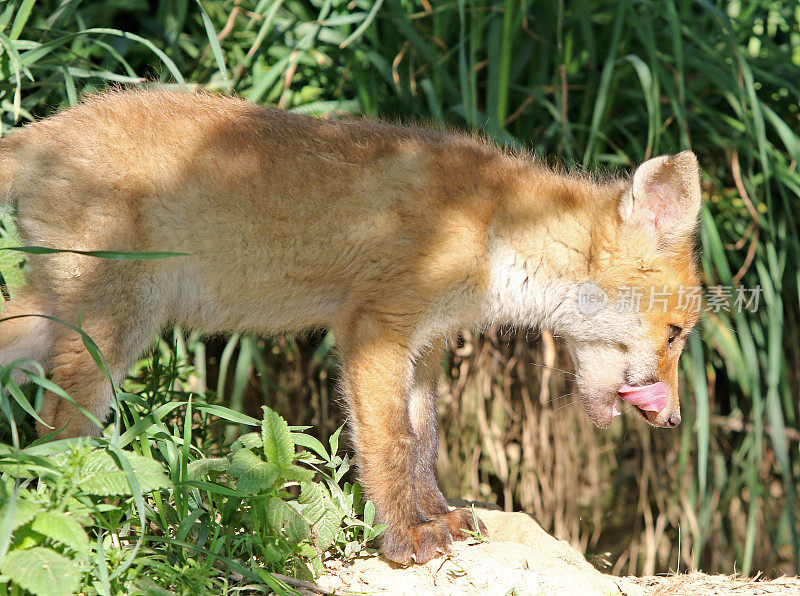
left=668, top=324, right=682, bottom=346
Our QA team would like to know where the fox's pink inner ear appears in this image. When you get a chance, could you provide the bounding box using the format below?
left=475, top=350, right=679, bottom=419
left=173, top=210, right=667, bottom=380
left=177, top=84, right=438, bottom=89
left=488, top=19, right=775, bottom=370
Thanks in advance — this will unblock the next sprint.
left=620, top=150, right=702, bottom=248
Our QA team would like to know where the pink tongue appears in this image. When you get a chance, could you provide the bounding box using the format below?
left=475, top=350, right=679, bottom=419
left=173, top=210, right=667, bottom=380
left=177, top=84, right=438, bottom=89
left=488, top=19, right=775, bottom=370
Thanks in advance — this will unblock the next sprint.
left=618, top=382, right=669, bottom=412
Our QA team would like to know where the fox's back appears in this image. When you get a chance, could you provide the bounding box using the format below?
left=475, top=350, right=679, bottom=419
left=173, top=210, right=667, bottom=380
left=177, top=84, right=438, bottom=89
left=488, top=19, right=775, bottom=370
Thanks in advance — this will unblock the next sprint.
left=1, top=90, right=499, bottom=332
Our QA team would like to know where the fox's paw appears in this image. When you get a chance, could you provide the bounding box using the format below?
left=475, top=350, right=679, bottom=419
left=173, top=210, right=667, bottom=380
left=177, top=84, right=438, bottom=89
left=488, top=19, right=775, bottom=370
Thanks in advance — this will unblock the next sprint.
left=438, top=507, right=488, bottom=541
left=381, top=518, right=452, bottom=565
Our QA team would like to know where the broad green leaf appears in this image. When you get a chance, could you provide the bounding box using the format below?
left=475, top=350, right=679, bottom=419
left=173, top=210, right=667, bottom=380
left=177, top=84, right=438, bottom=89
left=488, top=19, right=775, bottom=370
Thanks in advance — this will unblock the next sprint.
left=78, top=450, right=171, bottom=496
left=265, top=496, right=309, bottom=545
left=30, top=511, right=89, bottom=557
left=363, top=500, right=375, bottom=527
left=283, top=463, right=315, bottom=483
left=1, top=547, right=81, bottom=596
left=232, top=432, right=261, bottom=452
left=260, top=406, right=294, bottom=468
left=0, top=498, right=37, bottom=532
left=228, top=449, right=279, bottom=494
left=298, top=481, right=340, bottom=552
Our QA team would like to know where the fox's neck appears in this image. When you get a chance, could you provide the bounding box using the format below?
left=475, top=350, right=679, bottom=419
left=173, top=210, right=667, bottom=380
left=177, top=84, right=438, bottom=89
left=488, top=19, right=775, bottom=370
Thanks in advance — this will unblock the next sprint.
left=479, top=162, right=624, bottom=335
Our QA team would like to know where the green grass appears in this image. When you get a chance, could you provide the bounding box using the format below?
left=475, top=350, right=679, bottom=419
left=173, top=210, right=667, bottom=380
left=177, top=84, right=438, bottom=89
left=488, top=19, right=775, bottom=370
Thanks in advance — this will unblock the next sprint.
left=0, top=0, right=798, bottom=586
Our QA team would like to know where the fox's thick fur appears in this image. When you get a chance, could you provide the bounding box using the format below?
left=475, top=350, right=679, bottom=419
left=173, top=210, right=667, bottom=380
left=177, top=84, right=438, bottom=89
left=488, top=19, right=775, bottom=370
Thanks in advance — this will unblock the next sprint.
left=0, top=89, right=701, bottom=563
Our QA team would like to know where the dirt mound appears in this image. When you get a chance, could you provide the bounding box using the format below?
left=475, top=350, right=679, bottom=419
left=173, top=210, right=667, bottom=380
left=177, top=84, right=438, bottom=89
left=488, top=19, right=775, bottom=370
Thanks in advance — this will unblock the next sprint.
left=317, top=504, right=800, bottom=595
left=318, top=504, right=620, bottom=595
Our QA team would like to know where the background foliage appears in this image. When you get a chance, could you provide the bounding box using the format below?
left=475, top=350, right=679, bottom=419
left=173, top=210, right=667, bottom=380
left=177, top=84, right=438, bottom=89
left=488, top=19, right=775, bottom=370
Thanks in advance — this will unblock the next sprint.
left=0, top=0, right=798, bottom=589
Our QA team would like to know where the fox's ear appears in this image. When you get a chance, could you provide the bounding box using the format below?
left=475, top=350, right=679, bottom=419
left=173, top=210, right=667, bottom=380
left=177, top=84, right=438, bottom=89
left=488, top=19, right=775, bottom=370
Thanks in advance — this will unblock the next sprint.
left=619, top=150, right=702, bottom=247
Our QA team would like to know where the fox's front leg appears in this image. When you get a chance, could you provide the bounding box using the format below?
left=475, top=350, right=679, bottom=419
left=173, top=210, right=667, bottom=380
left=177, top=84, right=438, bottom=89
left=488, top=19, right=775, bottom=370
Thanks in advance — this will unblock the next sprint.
left=335, top=315, right=451, bottom=564
left=410, top=345, right=487, bottom=540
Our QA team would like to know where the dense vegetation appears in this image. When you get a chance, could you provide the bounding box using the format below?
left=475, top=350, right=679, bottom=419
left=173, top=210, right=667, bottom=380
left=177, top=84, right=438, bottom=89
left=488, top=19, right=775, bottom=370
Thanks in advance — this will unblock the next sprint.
left=0, top=0, right=798, bottom=592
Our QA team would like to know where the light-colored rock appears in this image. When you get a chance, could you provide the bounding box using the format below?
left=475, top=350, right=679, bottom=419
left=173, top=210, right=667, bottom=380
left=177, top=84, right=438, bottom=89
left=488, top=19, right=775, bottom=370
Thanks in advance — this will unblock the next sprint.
left=318, top=504, right=629, bottom=595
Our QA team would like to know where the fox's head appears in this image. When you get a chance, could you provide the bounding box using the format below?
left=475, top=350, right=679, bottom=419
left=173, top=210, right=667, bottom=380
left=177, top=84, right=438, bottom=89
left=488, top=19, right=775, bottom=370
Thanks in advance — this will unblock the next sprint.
left=566, top=151, right=703, bottom=429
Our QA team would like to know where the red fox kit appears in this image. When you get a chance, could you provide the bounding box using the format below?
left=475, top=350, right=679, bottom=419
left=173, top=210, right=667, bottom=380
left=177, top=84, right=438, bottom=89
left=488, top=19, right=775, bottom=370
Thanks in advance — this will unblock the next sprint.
left=0, top=89, right=701, bottom=564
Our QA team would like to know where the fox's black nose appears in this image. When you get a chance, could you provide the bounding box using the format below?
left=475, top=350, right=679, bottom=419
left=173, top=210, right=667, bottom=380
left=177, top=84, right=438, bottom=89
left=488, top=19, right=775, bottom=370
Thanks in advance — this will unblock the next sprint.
left=666, top=413, right=681, bottom=427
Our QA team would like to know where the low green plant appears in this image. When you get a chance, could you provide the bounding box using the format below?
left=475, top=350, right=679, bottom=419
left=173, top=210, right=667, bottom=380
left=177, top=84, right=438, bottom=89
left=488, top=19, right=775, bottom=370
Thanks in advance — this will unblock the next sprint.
left=0, top=443, right=172, bottom=596
left=0, top=341, right=384, bottom=595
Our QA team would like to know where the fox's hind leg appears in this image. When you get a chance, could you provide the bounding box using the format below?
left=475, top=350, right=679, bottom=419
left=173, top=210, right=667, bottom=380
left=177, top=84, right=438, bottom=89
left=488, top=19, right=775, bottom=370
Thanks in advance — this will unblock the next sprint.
left=35, top=279, right=165, bottom=439
left=37, top=311, right=160, bottom=439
